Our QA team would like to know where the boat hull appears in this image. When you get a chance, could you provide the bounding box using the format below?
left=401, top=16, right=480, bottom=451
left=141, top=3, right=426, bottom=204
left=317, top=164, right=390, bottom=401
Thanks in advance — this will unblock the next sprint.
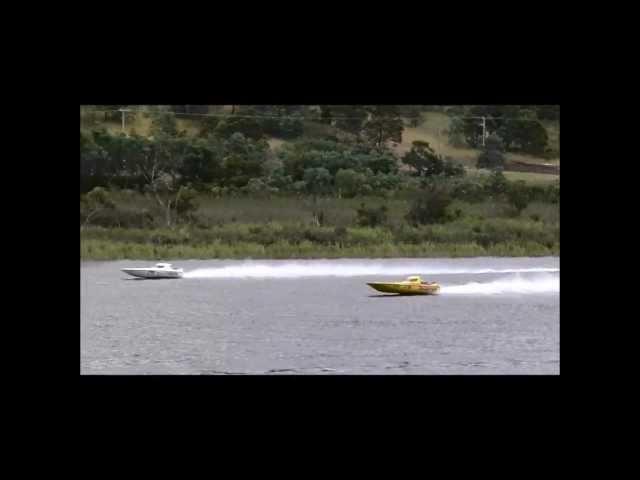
left=121, top=269, right=183, bottom=279
left=367, top=282, right=440, bottom=295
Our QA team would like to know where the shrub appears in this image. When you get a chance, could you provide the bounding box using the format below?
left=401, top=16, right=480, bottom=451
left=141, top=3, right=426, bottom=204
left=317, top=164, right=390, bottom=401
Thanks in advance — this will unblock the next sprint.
left=545, top=182, right=560, bottom=204
left=175, top=186, right=198, bottom=217
left=150, top=112, right=179, bottom=137
left=484, top=171, right=509, bottom=197
left=451, top=179, right=487, bottom=203
left=303, top=167, right=332, bottom=195
left=335, top=169, right=366, bottom=198
left=448, top=132, right=467, bottom=148
left=356, top=203, right=388, bottom=227
left=443, top=157, right=466, bottom=177
left=405, top=182, right=454, bottom=225
left=506, top=180, right=531, bottom=216
left=477, top=134, right=506, bottom=170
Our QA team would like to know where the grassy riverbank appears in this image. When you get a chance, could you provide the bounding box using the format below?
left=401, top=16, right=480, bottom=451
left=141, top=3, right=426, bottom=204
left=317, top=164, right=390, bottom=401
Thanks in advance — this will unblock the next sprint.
left=81, top=238, right=558, bottom=260
left=80, top=216, right=559, bottom=260
left=81, top=189, right=559, bottom=260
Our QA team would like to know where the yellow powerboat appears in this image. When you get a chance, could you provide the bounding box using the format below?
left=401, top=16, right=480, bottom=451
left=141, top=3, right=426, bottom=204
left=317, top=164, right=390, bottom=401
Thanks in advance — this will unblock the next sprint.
left=367, top=275, right=440, bottom=295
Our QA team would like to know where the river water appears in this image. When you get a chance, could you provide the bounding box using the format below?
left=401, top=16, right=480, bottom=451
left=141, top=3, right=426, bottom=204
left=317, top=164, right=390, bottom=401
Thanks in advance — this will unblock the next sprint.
left=81, top=257, right=559, bottom=375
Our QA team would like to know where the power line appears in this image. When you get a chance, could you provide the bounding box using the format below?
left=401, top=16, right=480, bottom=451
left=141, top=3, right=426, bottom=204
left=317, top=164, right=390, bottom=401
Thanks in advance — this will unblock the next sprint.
left=80, top=108, right=551, bottom=123
left=81, top=108, right=371, bottom=120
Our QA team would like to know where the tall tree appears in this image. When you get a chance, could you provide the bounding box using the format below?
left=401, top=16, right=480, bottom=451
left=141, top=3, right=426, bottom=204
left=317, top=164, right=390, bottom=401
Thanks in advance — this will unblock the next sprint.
left=150, top=112, right=179, bottom=137
left=220, top=133, right=269, bottom=187
left=81, top=187, right=114, bottom=229
left=477, top=134, right=506, bottom=170
left=121, top=134, right=190, bottom=226
left=402, top=141, right=442, bottom=177
left=498, top=118, right=548, bottom=154
left=362, top=105, right=404, bottom=149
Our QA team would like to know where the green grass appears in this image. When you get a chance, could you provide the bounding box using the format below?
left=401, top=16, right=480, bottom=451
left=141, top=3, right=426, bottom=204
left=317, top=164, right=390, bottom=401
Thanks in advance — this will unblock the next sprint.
left=90, top=188, right=559, bottom=228
left=502, top=171, right=559, bottom=185
left=82, top=190, right=560, bottom=260
left=81, top=208, right=559, bottom=260
left=465, top=168, right=559, bottom=186
left=81, top=237, right=558, bottom=260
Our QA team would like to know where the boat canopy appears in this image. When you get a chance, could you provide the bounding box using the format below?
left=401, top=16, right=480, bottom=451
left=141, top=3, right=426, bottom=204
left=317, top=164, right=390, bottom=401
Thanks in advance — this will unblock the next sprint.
left=407, top=276, right=422, bottom=282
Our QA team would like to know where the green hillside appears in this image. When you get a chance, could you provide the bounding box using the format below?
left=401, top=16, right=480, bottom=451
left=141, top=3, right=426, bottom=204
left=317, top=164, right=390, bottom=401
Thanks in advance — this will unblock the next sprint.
left=81, top=107, right=559, bottom=185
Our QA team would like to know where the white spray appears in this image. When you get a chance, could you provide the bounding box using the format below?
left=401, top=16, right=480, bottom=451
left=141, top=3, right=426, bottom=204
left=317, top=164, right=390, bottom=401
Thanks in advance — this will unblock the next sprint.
left=442, top=273, right=559, bottom=295
left=182, top=261, right=558, bottom=279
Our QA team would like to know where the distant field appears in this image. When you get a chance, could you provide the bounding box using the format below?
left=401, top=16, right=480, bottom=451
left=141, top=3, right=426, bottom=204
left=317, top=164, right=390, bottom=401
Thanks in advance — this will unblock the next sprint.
left=466, top=168, right=559, bottom=185
left=503, top=171, right=559, bottom=184
left=395, top=112, right=560, bottom=165
left=80, top=111, right=202, bottom=137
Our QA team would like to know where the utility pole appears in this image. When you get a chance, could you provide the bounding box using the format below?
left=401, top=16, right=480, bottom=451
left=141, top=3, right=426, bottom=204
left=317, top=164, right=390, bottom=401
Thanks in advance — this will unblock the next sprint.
left=118, top=108, right=130, bottom=132
left=481, top=116, right=487, bottom=147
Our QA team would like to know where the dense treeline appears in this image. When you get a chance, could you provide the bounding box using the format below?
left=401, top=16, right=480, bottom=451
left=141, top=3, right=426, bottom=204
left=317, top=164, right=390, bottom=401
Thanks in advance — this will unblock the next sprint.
left=84, top=104, right=559, bottom=195
left=81, top=106, right=471, bottom=196
left=82, top=104, right=558, bottom=154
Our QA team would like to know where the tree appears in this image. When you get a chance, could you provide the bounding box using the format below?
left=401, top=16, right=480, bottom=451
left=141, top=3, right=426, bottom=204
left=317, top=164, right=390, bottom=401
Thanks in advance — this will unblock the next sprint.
left=279, top=139, right=348, bottom=181
left=477, top=134, right=506, bottom=170
left=484, top=170, right=509, bottom=197
left=81, top=186, right=115, bottom=229
left=363, top=106, right=404, bottom=149
left=448, top=106, right=503, bottom=148
left=303, top=167, right=332, bottom=196
left=405, top=181, right=453, bottom=225
left=318, top=105, right=334, bottom=125
left=358, top=150, right=399, bottom=175
left=81, top=130, right=110, bottom=193
left=448, top=106, right=552, bottom=154
left=402, top=141, right=443, bottom=177
left=150, top=112, right=179, bottom=137
left=443, top=157, right=466, bottom=177
left=174, top=186, right=199, bottom=221
left=356, top=203, right=388, bottom=227
left=245, top=178, right=274, bottom=197
left=498, top=119, right=548, bottom=155
left=447, top=117, right=468, bottom=147
left=122, top=135, right=191, bottom=227
left=449, top=105, right=526, bottom=148
left=197, top=117, right=220, bottom=138
left=177, top=137, right=222, bottom=186
left=215, top=111, right=264, bottom=140
left=251, top=105, right=304, bottom=139
left=335, top=169, right=366, bottom=198
left=221, top=133, right=269, bottom=187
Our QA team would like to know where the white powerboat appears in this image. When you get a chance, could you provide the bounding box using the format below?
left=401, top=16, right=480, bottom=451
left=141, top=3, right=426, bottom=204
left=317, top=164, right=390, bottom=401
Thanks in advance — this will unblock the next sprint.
left=121, top=263, right=184, bottom=279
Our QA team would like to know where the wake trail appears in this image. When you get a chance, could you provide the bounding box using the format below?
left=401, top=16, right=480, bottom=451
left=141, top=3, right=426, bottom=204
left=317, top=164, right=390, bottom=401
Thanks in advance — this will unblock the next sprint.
left=441, top=273, right=559, bottom=295
left=183, top=262, right=558, bottom=279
